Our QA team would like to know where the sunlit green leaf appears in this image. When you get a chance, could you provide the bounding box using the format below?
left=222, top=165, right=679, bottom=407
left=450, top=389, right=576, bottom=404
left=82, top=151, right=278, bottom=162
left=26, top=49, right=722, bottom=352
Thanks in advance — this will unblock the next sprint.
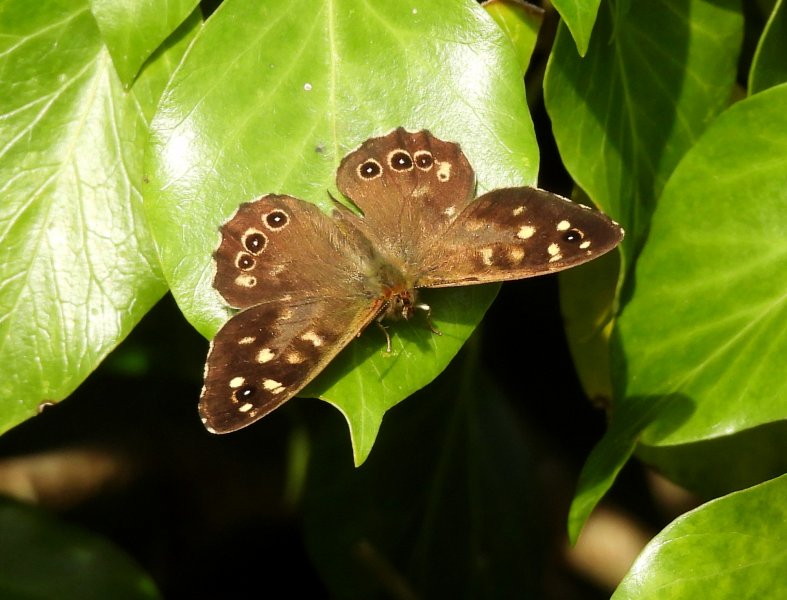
left=0, top=1, right=196, bottom=435
left=617, top=84, right=787, bottom=448
left=550, top=0, right=601, bottom=56
left=144, top=0, right=537, bottom=464
left=613, top=475, right=787, bottom=599
left=89, top=0, right=200, bottom=86
left=483, top=0, right=544, bottom=75
left=545, top=0, right=742, bottom=260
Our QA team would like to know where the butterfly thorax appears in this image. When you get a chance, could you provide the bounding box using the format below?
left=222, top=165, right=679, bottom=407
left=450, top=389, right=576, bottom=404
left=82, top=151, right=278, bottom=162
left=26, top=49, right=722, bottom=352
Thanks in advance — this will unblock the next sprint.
left=366, top=259, right=419, bottom=321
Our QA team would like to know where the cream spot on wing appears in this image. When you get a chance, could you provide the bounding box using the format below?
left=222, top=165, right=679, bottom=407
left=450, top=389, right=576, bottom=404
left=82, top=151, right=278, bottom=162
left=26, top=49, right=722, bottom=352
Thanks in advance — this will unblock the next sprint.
left=301, top=331, right=324, bottom=347
left=263, top=378, right=286, bottom=394
left=548, top=243, right=561, bottom=256
left=513, top=206, right=525, bottom=216
left=286, top=351, right=305, bottom=364
left=557, top=220, right=571, bottom=231
left=480, top=247, right=494, bottom=266
left=517, top=225, right=535, bottom=239
left=549, top=253, right=563, bottom=263
left=579, top=240, right=591, bottom=249
left=239, top=403, right=254, bottom=413
left=280, top=308, right=294, bottom=320
left=239, top=336, right=256, bottom=345
left=436, top=161, right=451, bottom=182
left=444, top=206, right=456, bottom=219
left=509, top=248, right=525, bottom=263
left=234, top=274, right=257, bottom=288
left=270, top=264, right=285, bottom=276
left=229, top=376, right=245, bottom=388
left=280, top=294, right=292, bottom=302
left=256, top=348, right=275, bottom=363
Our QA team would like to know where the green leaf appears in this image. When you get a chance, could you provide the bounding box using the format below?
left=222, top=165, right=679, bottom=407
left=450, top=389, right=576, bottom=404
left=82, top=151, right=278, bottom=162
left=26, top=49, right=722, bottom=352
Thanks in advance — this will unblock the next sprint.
left=0, top=1, right=196, bottom=435
left=749, top=0, right=787, bottom=94
left=567, top=390, right=671, bottom=543
left=612, top=474, right=787, bottom=599
left=558, top=193, right=621, bottom=402
left=144, top=0, right=537, bottom=464
left=483, top=0, right=544, bottom=75
left=89, top=0, right=200, bottom=87
left=0, top=497, right=162, bottom=600
left=544, top=0, right=743, bottom=529
left=545, top=0, right=742, bottom=260
left=616, top=84, right=787, bottom=448
left=550, top=0, right=601, bottom=56
left=303, top=348, right=544, bottom=598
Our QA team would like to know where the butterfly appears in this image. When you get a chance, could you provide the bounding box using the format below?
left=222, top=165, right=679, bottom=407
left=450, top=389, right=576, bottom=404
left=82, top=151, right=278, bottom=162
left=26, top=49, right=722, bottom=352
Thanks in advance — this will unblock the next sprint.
left=199, top=128, right=623, bottom=433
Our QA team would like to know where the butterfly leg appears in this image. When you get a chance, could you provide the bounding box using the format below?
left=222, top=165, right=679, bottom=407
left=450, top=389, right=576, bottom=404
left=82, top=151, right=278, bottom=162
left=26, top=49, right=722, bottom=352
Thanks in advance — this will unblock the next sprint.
left=415, top=302, right=442, bottom=336
left=375, top=320, right=393, bottom=353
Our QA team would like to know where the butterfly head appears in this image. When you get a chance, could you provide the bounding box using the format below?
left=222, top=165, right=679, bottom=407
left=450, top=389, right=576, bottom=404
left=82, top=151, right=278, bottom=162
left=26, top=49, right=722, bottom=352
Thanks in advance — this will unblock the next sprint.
left=381, top=285, right=418, bottom=321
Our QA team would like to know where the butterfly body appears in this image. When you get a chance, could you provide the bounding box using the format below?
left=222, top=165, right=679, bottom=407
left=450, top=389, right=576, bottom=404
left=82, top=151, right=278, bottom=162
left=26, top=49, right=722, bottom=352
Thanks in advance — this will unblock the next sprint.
left=200, top=129, right=624, bottom=433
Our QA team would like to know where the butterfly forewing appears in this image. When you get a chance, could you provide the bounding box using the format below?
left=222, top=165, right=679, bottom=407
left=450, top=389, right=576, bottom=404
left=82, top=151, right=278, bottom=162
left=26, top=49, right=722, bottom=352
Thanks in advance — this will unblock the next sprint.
left=416, top=187, right=624, bottom=287
left=213, top=194, right=372, bottom=308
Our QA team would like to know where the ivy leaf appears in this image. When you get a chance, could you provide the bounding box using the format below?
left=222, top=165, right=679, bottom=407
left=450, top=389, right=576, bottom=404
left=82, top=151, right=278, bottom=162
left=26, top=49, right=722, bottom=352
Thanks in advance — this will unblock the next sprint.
left=749, top=0, right=787, bottom=94
left=612, top=475, right=787, bottom=599
left=617, top=84, right=787, bottom=449
left=303, top=352, right=543, bottom=597
left=546, top=0, right=744, bottom=536
left=0, top=1, right=197, bottom=435
left=545, top=0, right=742, bottom=262
left=144, top=0, right=538, bottom=464
left=89, top=0, right=200, bottom=86
left=483, top=0, right=544, bottom=75
left=550, top=0, right=601, bottom=56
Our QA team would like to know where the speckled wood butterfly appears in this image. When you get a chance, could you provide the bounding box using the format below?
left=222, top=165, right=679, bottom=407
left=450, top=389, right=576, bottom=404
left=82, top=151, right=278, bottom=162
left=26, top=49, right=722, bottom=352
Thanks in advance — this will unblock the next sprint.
left=199, top=129, right=623, bottom=433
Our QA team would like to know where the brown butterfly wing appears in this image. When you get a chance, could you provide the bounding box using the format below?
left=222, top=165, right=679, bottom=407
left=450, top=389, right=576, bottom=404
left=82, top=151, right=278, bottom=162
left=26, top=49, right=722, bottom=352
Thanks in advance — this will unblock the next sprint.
left=202, top=194, right=385, bottom=432
left=213, top=194, right=373, bottom=308
left=200, top=297, right=383, bottom=433
left=336, top=128, right=476, bottom=265
left=416, top=187, right=624, bottom=287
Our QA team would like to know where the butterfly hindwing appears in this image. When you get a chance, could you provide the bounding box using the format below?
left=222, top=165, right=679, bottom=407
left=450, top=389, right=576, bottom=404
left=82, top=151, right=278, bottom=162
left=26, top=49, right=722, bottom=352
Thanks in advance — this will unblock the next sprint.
left=200, top=298, right=381, bottom=433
